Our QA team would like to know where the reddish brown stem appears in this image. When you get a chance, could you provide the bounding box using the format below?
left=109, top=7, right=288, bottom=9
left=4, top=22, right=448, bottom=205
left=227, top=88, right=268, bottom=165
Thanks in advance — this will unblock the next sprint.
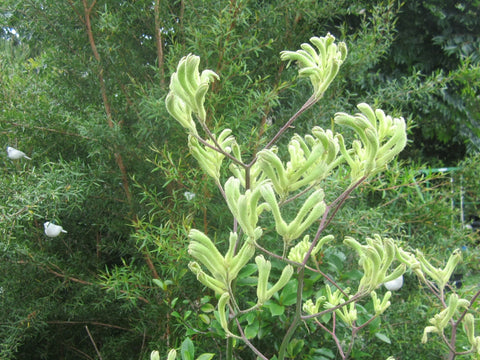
left=81, top=0, right=132, bottom=203
left=154, top=0, right=165, bottom=86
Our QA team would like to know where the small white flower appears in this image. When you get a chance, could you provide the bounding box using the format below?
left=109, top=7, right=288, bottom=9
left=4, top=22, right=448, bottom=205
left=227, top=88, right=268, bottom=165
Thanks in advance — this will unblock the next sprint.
left=184, top=191, right=196, bottom=201
left=7, top=146, right=31, bottom=160
left=44, top=222, right=67, bottom=237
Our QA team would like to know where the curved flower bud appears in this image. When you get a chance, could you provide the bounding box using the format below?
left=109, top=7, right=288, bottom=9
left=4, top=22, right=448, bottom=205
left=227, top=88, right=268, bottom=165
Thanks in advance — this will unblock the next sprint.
left=288, top=234, right=333, bottom=263
left=188, top=261, right=227, bottom=295
left=255, top=255, right=271, bottom=305
left=324, top=285, right=348, bottom=308
left=188, top=129, right=236, bottom=182
left=166, top=92, right=197, bottom=135
left=371, top=290, right=392, bottom=315
left=462, top=313, right=480, bottom=354
left=423, top=293, right=464, bottom=344
left=335, top=103, right=407, bottom=182
left=167, top=54, right=219, bottom=125
left=150, top=350, right=160, bottom=360
left=224, top=177, right=266, bottom=239
left=463, top=313, right=475, bottom=344
left=260, top=184, right=326, bottom=246
left=167, top=349, right=177, bottom=360
left=336, top=301, right=357, bottom=327
left=280, top=33, right=347, bottom=100
left=255, top=255, right=294, bottom=306
left=258, top=129, right=342, bottom=198
left=303, top=296, right=326, bottom=315
left=416, top=248, right=462, bottom=290
left=188, top=229, right=255, bottom=297
left=217, top=292, right=235, bottom=336
left=265, top=264, right=294, bottom=301
left=344, top=235, right=404, bottom=293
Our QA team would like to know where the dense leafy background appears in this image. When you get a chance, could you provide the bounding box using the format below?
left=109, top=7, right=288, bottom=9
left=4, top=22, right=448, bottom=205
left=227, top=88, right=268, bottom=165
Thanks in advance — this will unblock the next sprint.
left=1, top=0, right=479, bottom=359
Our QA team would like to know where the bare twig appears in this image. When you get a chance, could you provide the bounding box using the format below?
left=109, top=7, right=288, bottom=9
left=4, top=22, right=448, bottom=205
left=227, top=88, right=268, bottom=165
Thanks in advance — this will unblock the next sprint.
left=14, top=259, right=151, bottom=304
left=10, top=122, right=96, bottom=140
left=234, top=318, right=268, bottom=360
left=314, top=315, right=346, bottom=359
left=154, top=0, right=165, bottom=86
left=81, top=0, right=132, bottom=203
left=47, top=320, right=132, bottom=331
left=85, top=325, right=103, bottom=360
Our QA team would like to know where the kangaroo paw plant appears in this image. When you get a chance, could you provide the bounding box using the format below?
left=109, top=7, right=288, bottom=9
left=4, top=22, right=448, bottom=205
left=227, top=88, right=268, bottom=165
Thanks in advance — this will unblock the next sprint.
left=159, top=34, right=480, bottom=360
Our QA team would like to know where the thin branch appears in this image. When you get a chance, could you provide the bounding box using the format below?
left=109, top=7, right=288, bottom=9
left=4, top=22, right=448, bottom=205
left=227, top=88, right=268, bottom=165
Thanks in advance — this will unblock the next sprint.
left=154, top=0, right=165, bottom=86
left=67, top=0, right=85, bottom=24
left=234, top=318, right=268, bottom=360
left=85, top=325, right=103, bottom=360
left=14, top=259, right=151, bottom=304
left=47, top=320, right=132, bottom=331
left=257, top=95, right=317, bottom=155
left=314, top=316, right=346, bottom=359
left=254, top=242, right=347, bottom=295
left=243, top=95, right=318, bottom=188
left=68, top=345, right=94, bottom=360
left=81, top=0, right=132, bottom=203
left=299, top=176, right=367, bottom=271
left=277, top=268, right=305, bottom=360
left=10, top=122, right=96, bottom=140
left=194, top=133, right=246, bottom=168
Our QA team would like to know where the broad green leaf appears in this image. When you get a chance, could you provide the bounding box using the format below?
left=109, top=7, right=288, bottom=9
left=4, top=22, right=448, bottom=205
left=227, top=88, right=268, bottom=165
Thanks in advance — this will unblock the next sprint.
left=199, top=314, right=210, bottom=325
left=244, top=318, right=259, bottom=339
left=375, top=332, right=391, bottom=344
left=196, top=354, right=215, bottom=360
left=181, top=337, right=195, bottom=360
left=266, top=301, right=285, bottom=316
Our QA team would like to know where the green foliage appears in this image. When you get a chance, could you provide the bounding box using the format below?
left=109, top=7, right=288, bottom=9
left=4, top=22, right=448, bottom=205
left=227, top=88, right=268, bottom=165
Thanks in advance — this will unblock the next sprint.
left=164, top=33, right=479, bottom=360
left=377, top=0, right=480, bottom=160
left=1, top=0, right=480, bottom=359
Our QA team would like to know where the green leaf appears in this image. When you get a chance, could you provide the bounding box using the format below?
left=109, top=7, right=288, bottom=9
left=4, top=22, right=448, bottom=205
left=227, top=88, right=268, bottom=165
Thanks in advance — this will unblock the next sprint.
left=201, top=303, right=215, bottom=313
left=321, top=312, right=332, bottom=324
left=314, top=348, right=335, bottom=359
left=266, top=301, right=285, bottom=316
left=181, top=337, right=195, bottom=360
left=199, top=314, right=211, bottom=325
left=171, top=297, right=179, bottom=308
left=152, top=278, right=165, bottom=289
left=325, top=249, right=346, bottom=273
left=171, top=311, right=181, bottom=319
left=238, top=263, right=258, bottom=278
left=196, top=354, right=215, bottom=360
left=287, top=338, right=304, bottom=357
left=244, top=318, right=259, bottom=339
left=279, top=280, right=298, bottom=306
left=375, top=332, right=391, bottom=344
left=342, top=269, right=364, bottom=281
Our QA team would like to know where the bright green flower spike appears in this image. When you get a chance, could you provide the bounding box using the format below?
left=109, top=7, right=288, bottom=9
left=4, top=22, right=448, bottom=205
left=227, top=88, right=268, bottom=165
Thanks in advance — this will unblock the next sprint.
left=344, top=234, right=405, bottom=293
left=280, top=33, right=347, bottom=100
left=260, top=183, right=326, bottom=247
left=335, top=103, right=407, bottom=182
left=188, top=129, right=236, bottom=182
left=166, top=54, right=219, bottom=133
left=257, top=128, right=342, bottom=198
left=188, top=230, right=255, bottom=295
left=255, top=255, right=293, bottom=305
